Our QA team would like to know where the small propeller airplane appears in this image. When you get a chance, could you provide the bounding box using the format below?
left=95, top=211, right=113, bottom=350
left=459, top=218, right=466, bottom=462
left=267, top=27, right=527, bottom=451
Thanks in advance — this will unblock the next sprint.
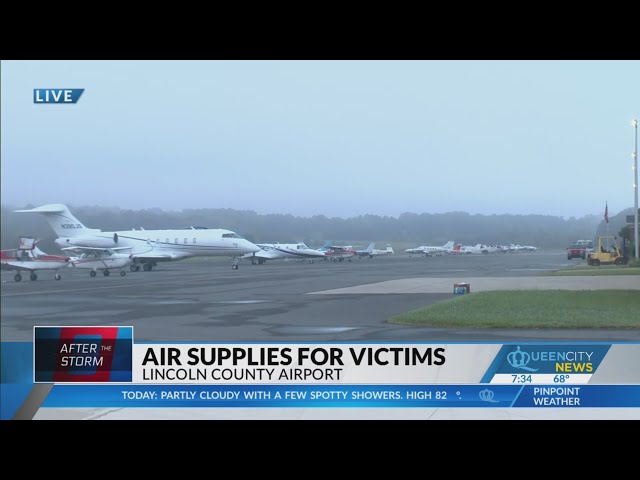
left=354, top=243, right=395, bottom=259
left=242, top=242, right=326, bottom=265
left=319, top=242, right=356, bottom=262
left=405, top=241, right=456, bottom=257
left=1, top=237, right=72, bottom=282
left=62, top=246, right=133, bottom=277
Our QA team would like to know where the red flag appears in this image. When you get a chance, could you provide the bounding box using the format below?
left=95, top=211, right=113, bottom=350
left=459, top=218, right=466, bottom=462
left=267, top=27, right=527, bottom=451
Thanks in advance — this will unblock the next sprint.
left=604, top=203, right=609, bottom=224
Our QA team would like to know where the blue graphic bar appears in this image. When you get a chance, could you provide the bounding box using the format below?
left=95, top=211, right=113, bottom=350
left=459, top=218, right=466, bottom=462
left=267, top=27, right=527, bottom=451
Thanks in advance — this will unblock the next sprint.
left=513, top=385, right=640, bottom=408
left=41, top=384, right=640, bottom=408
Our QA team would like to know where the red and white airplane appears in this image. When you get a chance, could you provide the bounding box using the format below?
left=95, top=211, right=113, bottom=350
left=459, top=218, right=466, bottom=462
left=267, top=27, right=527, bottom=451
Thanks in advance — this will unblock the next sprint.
left=319, top=242, right=356, bottom=262
left=1, top=237, right=71, bottom=282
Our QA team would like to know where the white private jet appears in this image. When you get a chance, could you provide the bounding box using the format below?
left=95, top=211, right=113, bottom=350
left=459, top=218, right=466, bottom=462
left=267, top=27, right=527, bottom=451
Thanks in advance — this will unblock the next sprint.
left=460, top=244, right=491, bottom=254
left=355, top=243, right=395, bottom=259
left=242, top=242, right=326, bottom=264
left=62, top=246, right=133, bottom=277
left=405, top=241, right=455, bottom=257
left=1, top=237, right=71, bottom=282
left=15, top=204, right=260, bottom=271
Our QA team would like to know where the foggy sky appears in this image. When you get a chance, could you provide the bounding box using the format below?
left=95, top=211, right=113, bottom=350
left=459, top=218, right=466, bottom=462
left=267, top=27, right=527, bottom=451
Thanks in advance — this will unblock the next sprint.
left=1, top=60, right=638, bottom=219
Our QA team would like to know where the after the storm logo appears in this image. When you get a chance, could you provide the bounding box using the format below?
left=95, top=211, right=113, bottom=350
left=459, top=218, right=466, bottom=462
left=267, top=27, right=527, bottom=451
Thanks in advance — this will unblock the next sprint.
left=34, top=326, right=132, bottom=382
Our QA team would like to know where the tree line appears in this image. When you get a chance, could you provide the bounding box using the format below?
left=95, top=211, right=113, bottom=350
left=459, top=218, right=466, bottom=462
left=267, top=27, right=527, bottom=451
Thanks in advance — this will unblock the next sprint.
left=2, top=204, right=626, bottom=253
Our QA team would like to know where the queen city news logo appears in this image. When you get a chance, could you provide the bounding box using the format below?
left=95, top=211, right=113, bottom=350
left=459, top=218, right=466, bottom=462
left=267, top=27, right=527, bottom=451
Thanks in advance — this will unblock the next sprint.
left=497, top=345, right=610, bottom=374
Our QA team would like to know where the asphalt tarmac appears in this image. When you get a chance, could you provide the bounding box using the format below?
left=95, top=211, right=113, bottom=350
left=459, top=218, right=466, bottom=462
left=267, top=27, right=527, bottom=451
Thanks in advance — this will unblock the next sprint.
left=2, top=251, right=639, bottom=342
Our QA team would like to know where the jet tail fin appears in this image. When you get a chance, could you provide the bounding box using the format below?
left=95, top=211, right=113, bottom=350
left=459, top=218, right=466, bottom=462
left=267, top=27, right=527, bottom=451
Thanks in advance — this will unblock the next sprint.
left=442, top=241, right=455, bottom=250
left=14, top=204, right=100, bottom=237
left=18, top=236, right=37, bottom=250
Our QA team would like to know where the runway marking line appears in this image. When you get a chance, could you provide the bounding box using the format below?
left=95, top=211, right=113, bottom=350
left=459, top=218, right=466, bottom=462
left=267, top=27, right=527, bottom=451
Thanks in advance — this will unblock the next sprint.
left=0, top=274, right=256, bottom=297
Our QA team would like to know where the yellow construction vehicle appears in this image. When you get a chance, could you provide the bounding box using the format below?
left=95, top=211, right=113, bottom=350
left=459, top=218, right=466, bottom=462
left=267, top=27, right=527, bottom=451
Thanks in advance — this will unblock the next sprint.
left=586, top=236, right=626, bottom=266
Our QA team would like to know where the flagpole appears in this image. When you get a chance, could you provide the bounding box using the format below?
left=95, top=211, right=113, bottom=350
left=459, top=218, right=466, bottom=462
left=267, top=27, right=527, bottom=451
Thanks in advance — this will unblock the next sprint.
left=605, top=202, right=609, bottom=251
left=633, top=119, right=638, bottom=260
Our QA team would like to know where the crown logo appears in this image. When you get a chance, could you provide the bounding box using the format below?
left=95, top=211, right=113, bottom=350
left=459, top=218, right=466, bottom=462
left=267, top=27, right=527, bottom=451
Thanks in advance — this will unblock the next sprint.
left=479, top=389, right=498, bottom=403
left=507, top=346, right=538, bottom=372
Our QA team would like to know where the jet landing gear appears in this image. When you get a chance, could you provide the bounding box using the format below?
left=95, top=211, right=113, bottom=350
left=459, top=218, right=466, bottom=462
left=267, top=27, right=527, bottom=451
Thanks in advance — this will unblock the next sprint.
left=232, top=257, right=240, bottom=270
left=12, top=273, right=61, bottom=281
left=130, top=263, right=153, bottom=272
left=88, top=269, right=124, bottom=277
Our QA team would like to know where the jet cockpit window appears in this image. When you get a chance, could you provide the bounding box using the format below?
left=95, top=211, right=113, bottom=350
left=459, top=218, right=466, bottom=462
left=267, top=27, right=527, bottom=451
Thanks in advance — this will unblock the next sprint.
left=222, top=233, right=241, bottom=238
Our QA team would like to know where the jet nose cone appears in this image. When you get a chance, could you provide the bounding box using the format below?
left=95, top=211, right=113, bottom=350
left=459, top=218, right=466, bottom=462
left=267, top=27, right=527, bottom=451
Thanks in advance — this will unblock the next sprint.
left=245, top=241, right=261, bottom=253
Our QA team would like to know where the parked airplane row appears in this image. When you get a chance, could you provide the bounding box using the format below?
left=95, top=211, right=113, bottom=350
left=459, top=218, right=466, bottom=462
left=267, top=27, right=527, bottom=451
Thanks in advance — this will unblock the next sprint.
left=3, top=204, right=536, bottom=281
left=3, top=205, right=391, bottom=279
left=242, top=242, right=395, bottom=264
left=404, top=241, right=538, bottom=256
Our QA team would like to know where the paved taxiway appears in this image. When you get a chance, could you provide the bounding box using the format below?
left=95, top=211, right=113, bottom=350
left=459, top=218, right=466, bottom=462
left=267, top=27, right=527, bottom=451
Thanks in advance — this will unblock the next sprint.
left=2, top=252, right=639, bottom=342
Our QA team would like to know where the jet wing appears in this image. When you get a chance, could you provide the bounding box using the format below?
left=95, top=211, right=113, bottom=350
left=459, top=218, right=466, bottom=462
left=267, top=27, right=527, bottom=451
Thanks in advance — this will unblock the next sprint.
left=131, top=254, right=179, bottom=261
left=62, top=246, right=132, bottom=252
left=1, top=259, right=71, bottom=271
left=1, top=261, right=36, bottom=272
left=251, top=249, right=282, bottom=260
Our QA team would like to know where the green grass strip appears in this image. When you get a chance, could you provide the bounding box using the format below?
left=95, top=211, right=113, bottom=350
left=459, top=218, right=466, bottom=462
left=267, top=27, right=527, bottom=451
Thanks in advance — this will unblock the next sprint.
left=390, top=290, right=640, bottom=328
left=545, top=267, right=640, bottom=276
